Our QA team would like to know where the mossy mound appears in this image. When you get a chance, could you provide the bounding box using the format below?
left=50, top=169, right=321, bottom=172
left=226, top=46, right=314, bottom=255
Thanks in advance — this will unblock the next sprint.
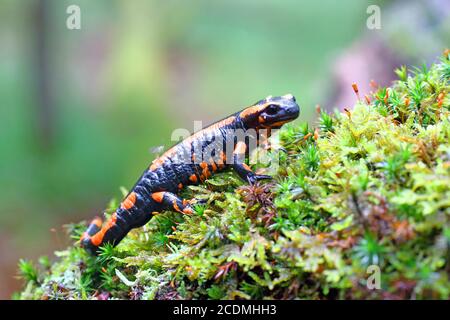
left=17, top=54, right=450, bottom=300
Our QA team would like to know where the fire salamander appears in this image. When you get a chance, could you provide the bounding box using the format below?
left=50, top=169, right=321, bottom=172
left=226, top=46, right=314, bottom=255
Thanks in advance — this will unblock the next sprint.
left=81, top=94, right=300, bottom=253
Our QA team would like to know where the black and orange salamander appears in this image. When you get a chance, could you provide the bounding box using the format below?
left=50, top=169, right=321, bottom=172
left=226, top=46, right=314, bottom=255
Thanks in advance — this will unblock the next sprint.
left=81, top=94, right=300, bottom=253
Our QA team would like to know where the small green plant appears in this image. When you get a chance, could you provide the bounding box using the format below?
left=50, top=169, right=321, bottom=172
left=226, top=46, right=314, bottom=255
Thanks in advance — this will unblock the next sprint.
left=319, top=111, right=334, bottom=132
left=18, top=259, right=39, bottom=284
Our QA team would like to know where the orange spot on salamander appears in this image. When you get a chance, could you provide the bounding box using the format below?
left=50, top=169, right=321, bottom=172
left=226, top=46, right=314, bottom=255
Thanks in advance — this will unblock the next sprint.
left=202, top=167, right=211, bottom=179
left=239, top=104, right=266, bottom=119
left=173, top=200, right=181, bottom=213
left=90, top=212, right=117, bottom=246
left=258, top=115, right=265, bottom=124
left=189, top=174, right=198, bottom=183
left=91, top=217, right=102, bottom=228
left=215, top=116, right=236, bottom=128
left=218, top=151, right=227, bottom=168
left=242, top=163, right=252, bottom=171
left=178, top=183, right=183, bottom=190
left=264, top=120, right=290, bottom=128
left=149, top=157, right=165, bottom=171
left=209, top=158, right=218, bottom=172
left=121, top=192, right=137, bottom=210
left=80, top=216, right=103, bottom=241
left=200, top=161, right=211, bottom=178
left=152, top=192, right=166, bottom=203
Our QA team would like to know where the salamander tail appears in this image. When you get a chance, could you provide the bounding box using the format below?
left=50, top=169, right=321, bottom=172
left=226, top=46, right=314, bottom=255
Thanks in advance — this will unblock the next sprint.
left=80, top=216, right=103, bottom=254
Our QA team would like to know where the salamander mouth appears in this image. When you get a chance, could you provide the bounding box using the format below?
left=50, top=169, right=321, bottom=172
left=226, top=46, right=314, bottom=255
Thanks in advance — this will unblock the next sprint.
left=278, top=112, right=299, bottom=122
left=261, top=118, right=296, bottom=129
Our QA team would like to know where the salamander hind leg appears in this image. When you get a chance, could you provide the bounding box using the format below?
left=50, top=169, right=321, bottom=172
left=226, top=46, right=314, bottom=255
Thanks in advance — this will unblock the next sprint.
left=151, top=191, right=195, bottom=214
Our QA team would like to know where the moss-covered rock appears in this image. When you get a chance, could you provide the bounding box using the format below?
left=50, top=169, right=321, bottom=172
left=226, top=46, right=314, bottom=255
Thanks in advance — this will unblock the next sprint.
left=17, top=53, right=450, bottom=300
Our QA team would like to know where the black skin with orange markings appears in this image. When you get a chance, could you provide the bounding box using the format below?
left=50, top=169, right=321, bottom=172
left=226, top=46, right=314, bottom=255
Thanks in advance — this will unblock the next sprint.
left=81, top=94, right=300, bottom=254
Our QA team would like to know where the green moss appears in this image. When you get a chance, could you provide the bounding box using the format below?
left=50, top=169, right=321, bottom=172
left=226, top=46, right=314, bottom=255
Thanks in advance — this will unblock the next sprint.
left=16, top=53, right=450, bottom=300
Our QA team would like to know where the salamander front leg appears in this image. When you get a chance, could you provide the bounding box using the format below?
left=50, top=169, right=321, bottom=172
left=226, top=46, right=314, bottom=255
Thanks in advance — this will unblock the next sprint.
left=151, top=191, right=195, bottom=214
left=232, top=141, right=271, bottom=184
left=233, top=163, right=271, bottom=184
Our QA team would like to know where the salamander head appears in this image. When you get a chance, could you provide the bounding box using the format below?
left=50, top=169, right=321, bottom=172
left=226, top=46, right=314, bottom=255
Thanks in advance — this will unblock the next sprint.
left=239, top=94, right=300, bottom=129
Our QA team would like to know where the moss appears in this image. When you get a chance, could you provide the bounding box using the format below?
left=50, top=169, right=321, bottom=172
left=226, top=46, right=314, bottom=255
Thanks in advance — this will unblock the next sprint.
left=17, top=53, right=450, bottom=300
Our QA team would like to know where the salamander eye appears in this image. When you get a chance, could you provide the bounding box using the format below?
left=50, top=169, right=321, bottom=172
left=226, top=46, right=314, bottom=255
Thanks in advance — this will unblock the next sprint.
left=265, top=104, right=279, bottom=115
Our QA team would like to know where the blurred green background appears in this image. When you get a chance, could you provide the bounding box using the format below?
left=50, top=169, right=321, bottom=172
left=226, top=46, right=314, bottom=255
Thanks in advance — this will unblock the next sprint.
left=0, top=0, right=448, bottom=298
